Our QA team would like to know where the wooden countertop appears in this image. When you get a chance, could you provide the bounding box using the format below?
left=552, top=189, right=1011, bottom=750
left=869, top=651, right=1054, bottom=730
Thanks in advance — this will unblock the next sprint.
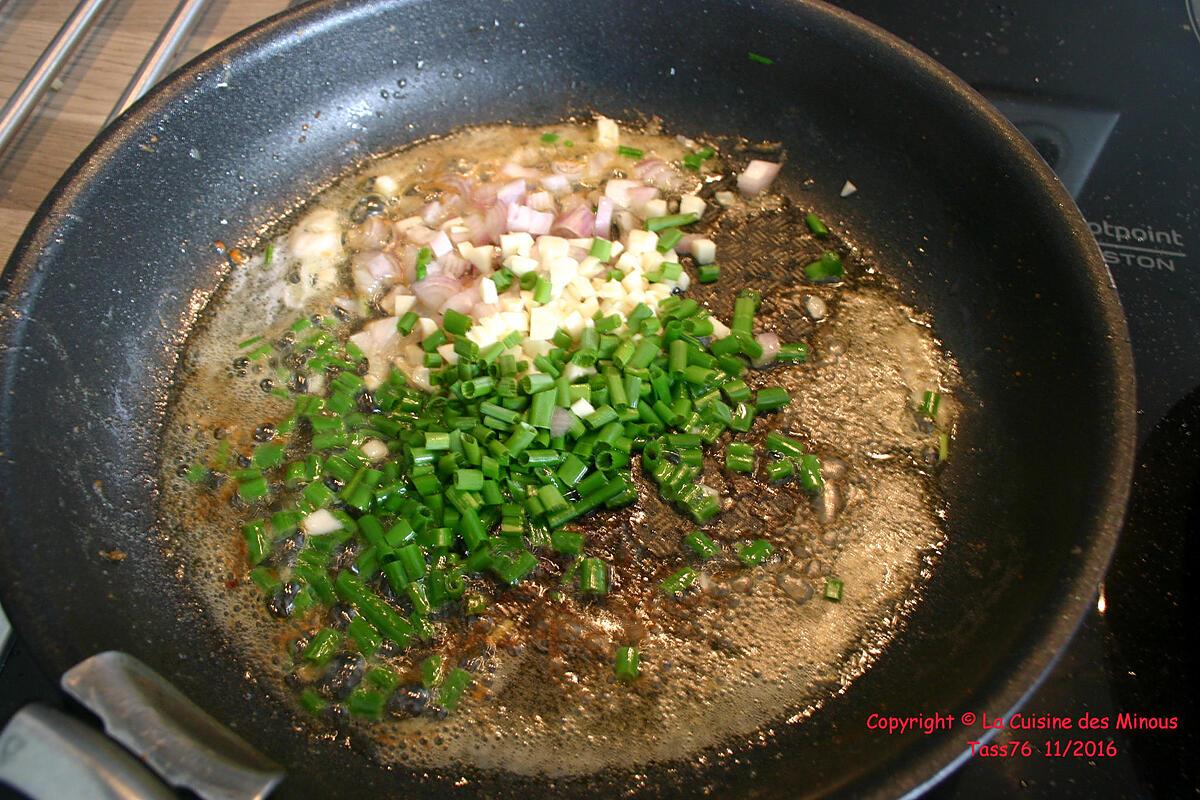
left=0, top=0, right=293, bottom=266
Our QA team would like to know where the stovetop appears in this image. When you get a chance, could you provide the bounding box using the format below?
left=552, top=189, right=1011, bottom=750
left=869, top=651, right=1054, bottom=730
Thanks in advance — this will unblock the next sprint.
left=2, top=2, right=1197, bottom=798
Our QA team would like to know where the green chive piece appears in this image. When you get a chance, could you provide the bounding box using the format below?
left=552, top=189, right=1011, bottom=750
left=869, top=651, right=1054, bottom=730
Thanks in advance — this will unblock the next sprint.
left=823, top=577, right=844, bottom=602
left=684, top=530, right=719, bottom=559
left=439, top=668, right=473, bottom=712
left=415, top=247, right=432, bottom=281
left=443, top=308, right=473, bottom=335
left=920, top=390, right=942, bottom=419
left=660, top=566, right=697, bottom=595
left=805, top=212, right=830, bottom=238
left=737, top=539, right=774, bottom=567
left=804, top=251, right=844, bottom=282
left=646, top=213, right=699, bottom=232
left=725, top=442, right=756, bottom=473
left=589, top=237, right=613, bottom=262
left=614, top=646, right=640, bottom=682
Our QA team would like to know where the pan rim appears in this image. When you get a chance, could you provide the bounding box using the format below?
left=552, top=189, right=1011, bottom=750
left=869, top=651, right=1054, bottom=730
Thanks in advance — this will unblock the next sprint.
left=0, top=0, right=1137, bottom=797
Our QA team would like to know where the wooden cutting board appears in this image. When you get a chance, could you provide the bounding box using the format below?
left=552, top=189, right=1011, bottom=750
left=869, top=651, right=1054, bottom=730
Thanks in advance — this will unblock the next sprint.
left=0, top=0, right=293, bottom=266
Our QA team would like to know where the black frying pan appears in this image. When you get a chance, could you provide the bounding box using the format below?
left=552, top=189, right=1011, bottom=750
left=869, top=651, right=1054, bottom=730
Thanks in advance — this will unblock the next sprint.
left=0, top=0, right=1135, bottom=797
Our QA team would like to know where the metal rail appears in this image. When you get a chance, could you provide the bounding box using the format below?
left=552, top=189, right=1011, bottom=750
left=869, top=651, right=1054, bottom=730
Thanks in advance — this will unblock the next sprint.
left=0, top=0, right=212, bottom=660
left=0, top=0, right=113, bottom=156
left=107, top=0, right=210, bottom=124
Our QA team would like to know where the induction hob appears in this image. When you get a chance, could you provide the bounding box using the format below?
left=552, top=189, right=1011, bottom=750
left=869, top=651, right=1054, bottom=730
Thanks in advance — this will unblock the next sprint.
left=1, top=2, right=1196, bottom=797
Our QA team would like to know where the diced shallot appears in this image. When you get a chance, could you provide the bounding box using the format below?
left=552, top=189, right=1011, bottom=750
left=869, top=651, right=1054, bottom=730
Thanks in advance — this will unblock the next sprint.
left=412, top=273, right=463, bottom=312
left=603, top=179, right=640, bottom=208
left=634, top=158, right=683, bottom=191
left=302, top=509, right=343, bottom=536
left=464, top=202, right=507, bottom=245
left=430, top=230, right=453, bottom=258
left=351, top=250, right=400, bottom=296
left=442, top=286, right=479, bottom=316
left=501, top=162, right=541, bottom=179
left=626, top=185, right=660, bottom=213
left=420, top=200, right=444, bottom=225
left=550, top=407, right=574, bottom=437
left=345, top=215, right=392, bottom=251
left=497, top=179, right=526, bottom=204
left=594, top=197, right=614, bottom=237
left=540, top=174, right=571, bottom=194
left=552, top=204, right=596, bottom=239
left=527, top=209, right=554, bottom=235
left=752, top=332, right=782, bottom=367
left=737, top=160, right=782, bottom=196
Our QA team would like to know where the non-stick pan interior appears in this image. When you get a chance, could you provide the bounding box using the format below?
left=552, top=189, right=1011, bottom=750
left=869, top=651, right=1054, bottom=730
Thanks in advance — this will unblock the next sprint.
left=0, top=1, right=1133, bottom=797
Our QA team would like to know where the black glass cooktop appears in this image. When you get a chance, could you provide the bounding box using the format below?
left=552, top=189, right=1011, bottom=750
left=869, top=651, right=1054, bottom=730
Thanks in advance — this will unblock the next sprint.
left=834, top=1, right=1199, bottom=797
left=2, top=2, right=1196, bottom=797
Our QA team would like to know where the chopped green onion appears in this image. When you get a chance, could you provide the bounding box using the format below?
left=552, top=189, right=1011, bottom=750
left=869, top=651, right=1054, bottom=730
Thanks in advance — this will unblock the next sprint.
left=443, top=308, right=473, bottom=335
left=617, top=145, right=644, bottom=159
left=646, top=213, right=699, bottom=232
left=578, top=557, right=609, bottom=595
left=725, top=442, right=756, bottom=473
left=823, top=577, right=844, bottom=602
left=415, top=247, right=432, bottom=281
left=439, top=668, right=473, bottom=712
left=589, top=237, right=613, bottom=262
left=614, top=646, right=640, bottom=682
left=755, top=387, right=791, bottom=412
left=684, top=530, right=719, bottom=559
left=396, top=311, right=419, bottom=336
left=765, top=431, right=805, bottom=458
left=737, top=539, right=774, bottom=567
left=747, top=52, right=774, bottom=65
left=797, top=454, right=824, bottom=493
left=805, top=212, right=830, bottom=238
left=660, top=566, right=697, bottom=595
left=920, top=390, right=941, bottom=419
left=657, top=228, right=684, bottom=252
left=804, top=251, right=843, bottom=282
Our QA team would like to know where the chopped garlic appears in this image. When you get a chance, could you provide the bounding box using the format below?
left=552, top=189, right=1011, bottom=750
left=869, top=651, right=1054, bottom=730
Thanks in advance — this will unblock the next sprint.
left=302, top=509, right=343, bottom=536
left=596, top=116, right=620, bottom=148
left=500, top=232, right=534, bottom=258
left=643, top=198, right=669, bottom=218
left=361, top=439, right=388, bottom=461
left=480, top=277, right=499, bottom=305
left=535, top=235, right=570, bottom=263
left=373, top=175, right=399, bottom=197
left=693, top=238, right=717, bottom=265
left=625, top=229, right=658, bottom=254
left=680, top=194, right=706, bottom=217
left=415, top=317, right=438, bottom=338
left=392, top=293, right=416, bottom=316
left=506, top=254, right=539, bottom=275
left=528, top=307, right=559, bottom=340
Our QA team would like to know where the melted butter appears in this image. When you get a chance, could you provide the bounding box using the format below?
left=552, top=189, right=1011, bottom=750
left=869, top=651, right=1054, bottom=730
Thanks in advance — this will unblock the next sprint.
left=158, top=123, right=959, bottom=777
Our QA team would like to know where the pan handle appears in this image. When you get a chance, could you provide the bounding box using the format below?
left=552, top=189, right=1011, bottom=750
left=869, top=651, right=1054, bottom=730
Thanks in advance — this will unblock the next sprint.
left=61, top=651, right=285, bottom=800
left=0, top=704, right=175, bottom=800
